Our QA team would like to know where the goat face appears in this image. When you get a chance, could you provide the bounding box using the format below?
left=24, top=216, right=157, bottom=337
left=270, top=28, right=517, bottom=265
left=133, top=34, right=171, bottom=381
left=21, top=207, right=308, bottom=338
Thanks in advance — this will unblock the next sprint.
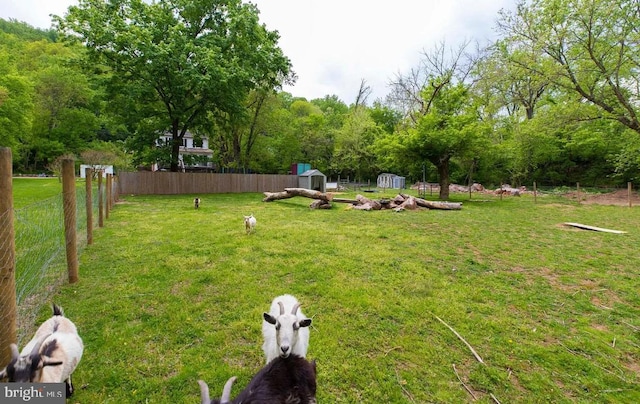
left=263, top=303, right=312, bottom=359
left=0, top=343, right=62, bottom=383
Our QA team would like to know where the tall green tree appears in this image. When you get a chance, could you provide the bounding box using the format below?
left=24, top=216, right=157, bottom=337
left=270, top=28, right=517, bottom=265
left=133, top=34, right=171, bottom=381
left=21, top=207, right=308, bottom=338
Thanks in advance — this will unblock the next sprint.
left=387, top=41, right=489, bottom=197
left=495, top=0, right=640, bottom=183
left=248, top=92, right=300, bottom=173
left=475, top=41, right=549, bottom=121
left=56, top=0, right=292, bottom=171
left=497, top=0, right=640, bottom=134
left=331, top=106, right=381, bottom=181
left=1, top=21, right=111, bottom=172
left=402, top=83, right=489, bottom=199
left=0, top=47, right=33, bottom=153
left=288, top=99, right=334, bottom=172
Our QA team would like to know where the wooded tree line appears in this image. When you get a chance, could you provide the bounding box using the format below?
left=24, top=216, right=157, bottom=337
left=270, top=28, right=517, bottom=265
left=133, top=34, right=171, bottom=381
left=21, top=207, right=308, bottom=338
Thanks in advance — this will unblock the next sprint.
left=1, top=0, right=639, bottom=199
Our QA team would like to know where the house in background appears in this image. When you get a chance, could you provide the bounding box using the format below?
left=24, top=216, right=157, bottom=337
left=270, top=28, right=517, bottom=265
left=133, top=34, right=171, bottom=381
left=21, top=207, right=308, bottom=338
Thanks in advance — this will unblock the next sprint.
left=155, top=132, right=214, bottom=171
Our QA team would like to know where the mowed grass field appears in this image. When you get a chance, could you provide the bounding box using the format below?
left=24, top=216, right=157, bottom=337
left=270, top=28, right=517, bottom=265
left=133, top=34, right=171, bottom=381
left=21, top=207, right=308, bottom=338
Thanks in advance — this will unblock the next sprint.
left=12, top=177, right=64, bottom=208
left=12, top=180, right=640, bottom=403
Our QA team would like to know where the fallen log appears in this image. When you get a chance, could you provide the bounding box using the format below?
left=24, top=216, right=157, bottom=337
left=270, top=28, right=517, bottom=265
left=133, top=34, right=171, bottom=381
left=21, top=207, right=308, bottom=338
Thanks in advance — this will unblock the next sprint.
left=263, top=187, right=334, bottom=202
left=332, top=197, right=359, bottom=204
left=309, top=199, right=332, bottom=209
left=263, top=188, right=463, bottom=211
left=356, top=194, right=382, bottom=210
left=393, top=195, right=418, bottom=212
left=262, top=190, right=294, bottom=201
left=400, top=194, right=462, bottom=210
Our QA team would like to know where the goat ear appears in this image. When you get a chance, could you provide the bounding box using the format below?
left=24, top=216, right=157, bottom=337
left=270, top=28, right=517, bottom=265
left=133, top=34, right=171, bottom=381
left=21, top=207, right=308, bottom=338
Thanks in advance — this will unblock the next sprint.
left=0, top=367, right=7, bottom=380
left=263, top=313, right=277, bottom=325
left=299, top=318, right=312, bottom=328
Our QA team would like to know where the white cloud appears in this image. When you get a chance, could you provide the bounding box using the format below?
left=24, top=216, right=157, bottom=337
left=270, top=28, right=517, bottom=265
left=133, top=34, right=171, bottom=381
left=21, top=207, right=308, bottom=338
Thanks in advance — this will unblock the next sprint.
left=0, top=0, right=514, bottom=104
left=252, top=0, right=512, bottom=104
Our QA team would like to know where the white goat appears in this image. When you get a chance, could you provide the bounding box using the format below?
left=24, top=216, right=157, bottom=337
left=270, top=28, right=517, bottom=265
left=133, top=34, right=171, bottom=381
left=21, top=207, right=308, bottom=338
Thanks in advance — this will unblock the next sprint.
left=244, top=214, right=256, bottom=234
left=0, top=304, right=84, bottom=397
left=262, top=294, right=312, bottom=363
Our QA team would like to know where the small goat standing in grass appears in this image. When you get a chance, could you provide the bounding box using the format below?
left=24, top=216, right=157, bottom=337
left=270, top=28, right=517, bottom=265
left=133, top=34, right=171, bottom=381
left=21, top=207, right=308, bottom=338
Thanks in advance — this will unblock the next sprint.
left=0, top=304, right=83, bottom=397
left=244, top=214, right=256, bottom=234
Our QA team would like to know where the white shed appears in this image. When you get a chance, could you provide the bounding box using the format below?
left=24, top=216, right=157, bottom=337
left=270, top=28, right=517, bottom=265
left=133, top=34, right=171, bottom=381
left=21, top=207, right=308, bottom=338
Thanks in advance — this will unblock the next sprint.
left=80, top=165, right=114, bottom=178
left=298, top=169, right=326, bottom=192
left=377, top=173, right=405, bottom=189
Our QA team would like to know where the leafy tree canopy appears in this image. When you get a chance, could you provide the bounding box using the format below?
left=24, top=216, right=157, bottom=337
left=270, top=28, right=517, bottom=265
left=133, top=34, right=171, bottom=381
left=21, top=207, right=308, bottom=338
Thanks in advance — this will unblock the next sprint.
left=55, top=0, right=293, bottom=171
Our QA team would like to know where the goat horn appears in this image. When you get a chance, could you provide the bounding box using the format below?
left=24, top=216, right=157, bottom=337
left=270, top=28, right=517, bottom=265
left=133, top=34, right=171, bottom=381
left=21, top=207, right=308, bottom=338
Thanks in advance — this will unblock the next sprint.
left=9, top=344, right=19, bottom=360
left=197, top=380, right=210, bottom=404
left=291, top=303, right=301, bottom=315
left=220, top=376, right=237, bottom=404
left=277, top=301, right=284, bottom=315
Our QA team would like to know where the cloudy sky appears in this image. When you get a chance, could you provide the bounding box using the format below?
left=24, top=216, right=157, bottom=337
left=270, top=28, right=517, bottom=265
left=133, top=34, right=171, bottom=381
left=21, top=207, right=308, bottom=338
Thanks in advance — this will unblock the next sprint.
left=0, top=0, right=514, bottom=104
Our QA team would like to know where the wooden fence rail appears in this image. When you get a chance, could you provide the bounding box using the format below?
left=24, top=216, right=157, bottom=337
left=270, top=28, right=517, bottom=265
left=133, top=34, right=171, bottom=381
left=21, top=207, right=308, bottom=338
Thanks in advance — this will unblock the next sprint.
left=118, top=172, right=298, bottom=195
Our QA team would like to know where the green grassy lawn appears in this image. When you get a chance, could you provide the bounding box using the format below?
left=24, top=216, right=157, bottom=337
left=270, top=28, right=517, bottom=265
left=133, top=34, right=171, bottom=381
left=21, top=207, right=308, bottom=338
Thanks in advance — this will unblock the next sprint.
left=35, top=191, right=640, bottom=402
left=12, top=177, right=63, bottom=208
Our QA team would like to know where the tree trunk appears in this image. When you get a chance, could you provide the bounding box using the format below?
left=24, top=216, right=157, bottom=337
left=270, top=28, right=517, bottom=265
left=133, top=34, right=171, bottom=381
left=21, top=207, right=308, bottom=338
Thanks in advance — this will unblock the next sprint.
left=437, top=158, right=450, bottom=200
left=170, top=120, right=181, bottom=172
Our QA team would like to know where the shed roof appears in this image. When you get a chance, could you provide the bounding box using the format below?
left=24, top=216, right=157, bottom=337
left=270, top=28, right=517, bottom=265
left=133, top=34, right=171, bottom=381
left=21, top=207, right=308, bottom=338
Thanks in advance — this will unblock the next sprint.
left=299, top=169, right=325, bottom=177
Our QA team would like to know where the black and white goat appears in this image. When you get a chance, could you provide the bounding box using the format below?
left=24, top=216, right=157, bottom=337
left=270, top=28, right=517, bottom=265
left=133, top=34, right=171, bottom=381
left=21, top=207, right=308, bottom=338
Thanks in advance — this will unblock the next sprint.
left=198, top=354, right=317, bottom=404
left=0, top=304, right=83, bottom=397
left=194, top=197, right=201, bottom=209
left=262, top=294, right=312, bottom=363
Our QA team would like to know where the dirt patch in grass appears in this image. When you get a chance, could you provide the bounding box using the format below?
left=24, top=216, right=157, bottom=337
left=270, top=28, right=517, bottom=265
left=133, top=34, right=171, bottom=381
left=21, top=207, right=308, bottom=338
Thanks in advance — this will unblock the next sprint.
left=622, top=355, right=640, bottom=376
left=562, top=189, right=640, bottom=206
left=538, top=267, right=569, bottom=292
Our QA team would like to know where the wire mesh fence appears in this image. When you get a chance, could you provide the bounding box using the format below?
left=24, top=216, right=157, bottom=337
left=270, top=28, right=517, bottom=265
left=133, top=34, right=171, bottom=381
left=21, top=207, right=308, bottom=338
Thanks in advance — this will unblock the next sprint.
left=0, top=172, right=104, bottom=347
left=1, top=182, right=100, bottom=347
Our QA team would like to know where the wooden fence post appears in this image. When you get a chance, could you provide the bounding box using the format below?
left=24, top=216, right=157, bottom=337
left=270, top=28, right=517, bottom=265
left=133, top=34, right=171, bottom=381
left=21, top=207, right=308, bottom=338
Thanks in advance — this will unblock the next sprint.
left=98, top=171, right=104, bottom=228
left=62, top=159, right=79, bottom=283
left=629, top=182, right=633, bottom=208
left=113, top=175, right=119, bottom=203
left=0, top=147, right=17, bottom=363
left=85, top=167, right=93, bottom=245
left=106, top=173, right=112, bottom=220
left=533, top=181, right=537, bottom=204
left=576, top=182, right=581, bottom=204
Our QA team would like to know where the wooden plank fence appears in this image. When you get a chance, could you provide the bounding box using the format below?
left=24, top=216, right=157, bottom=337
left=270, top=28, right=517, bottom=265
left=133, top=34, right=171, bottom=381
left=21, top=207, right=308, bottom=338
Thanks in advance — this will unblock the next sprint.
left=118, top=172, right=299, bottom=195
